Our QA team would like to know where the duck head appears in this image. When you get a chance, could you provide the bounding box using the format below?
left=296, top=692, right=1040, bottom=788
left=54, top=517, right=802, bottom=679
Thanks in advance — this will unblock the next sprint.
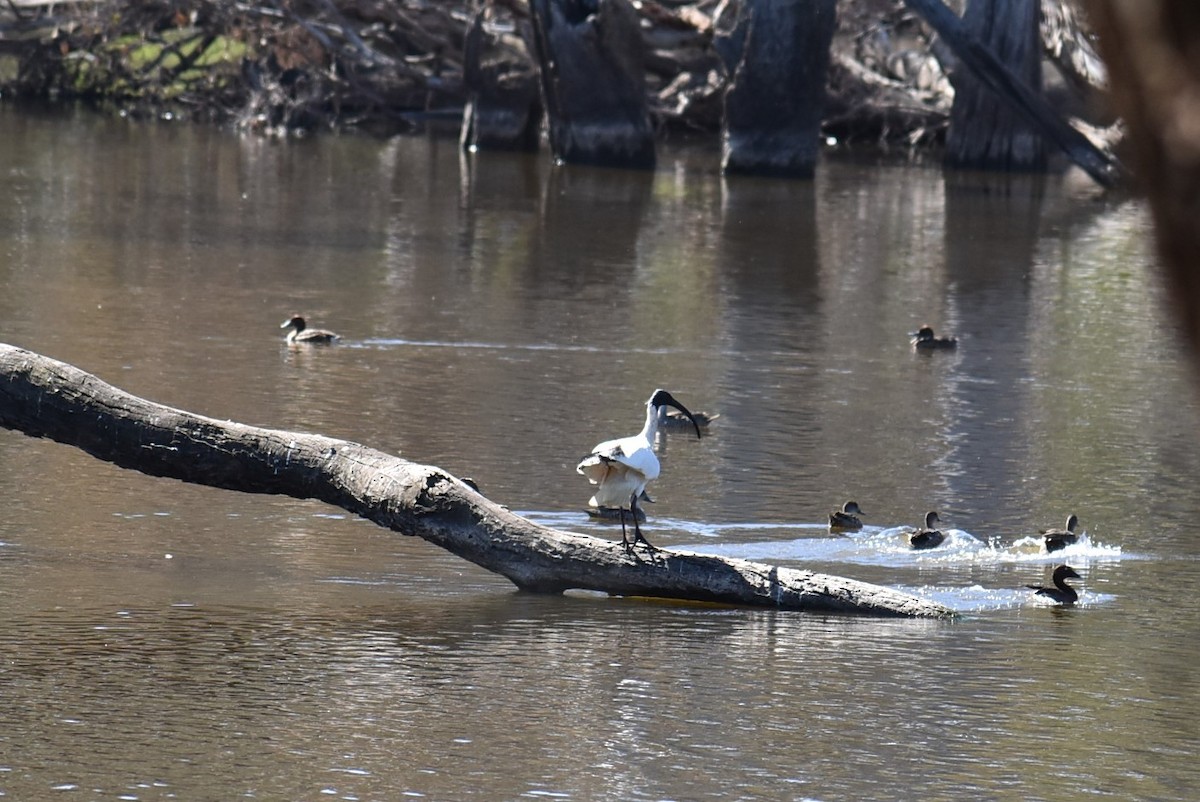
left=280, top=314, right=306, bottom=333
left=1054, top=565, right=1082, bottom=584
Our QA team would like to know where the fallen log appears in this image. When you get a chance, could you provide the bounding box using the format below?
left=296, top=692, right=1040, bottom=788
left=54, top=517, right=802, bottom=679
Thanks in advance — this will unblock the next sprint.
left=0, top=343, right=952, bottom=618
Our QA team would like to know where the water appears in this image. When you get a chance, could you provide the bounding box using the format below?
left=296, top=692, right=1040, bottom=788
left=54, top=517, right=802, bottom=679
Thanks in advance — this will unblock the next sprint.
left=2, top=104, right=1199, bottom=800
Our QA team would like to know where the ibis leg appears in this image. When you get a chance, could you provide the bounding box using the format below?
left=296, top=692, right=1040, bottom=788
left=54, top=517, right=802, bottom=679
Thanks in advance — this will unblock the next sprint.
left=618, top=507, right=634, bottom=552
left=629, top=491, right=656, bottom=551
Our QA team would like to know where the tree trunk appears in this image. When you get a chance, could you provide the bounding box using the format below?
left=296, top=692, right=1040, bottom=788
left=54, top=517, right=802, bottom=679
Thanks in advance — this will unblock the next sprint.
left=460, top=7, right=543, bottom=152
left=904, top=0, right=1124, bottom=187
left=945, top=0, right=1046, bottom=170
left=0, top=343, right=953, bottom=618
left=720, top=0, right=838, bottom=178
left=528, top=0, right=656, bottom=169
left=1083, top=0, right=1200, bottom=368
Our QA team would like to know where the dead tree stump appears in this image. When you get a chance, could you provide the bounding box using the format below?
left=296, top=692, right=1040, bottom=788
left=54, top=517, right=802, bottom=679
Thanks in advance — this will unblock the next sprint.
left=460, top=7, right=543, bottom=152
left=903, top=0, right=1122, bottom=186
left=529, top=0, right=656, bottom=169
left=719, top=0, right=838, bottom=178
left=945, top=0, right=1046, bottom=170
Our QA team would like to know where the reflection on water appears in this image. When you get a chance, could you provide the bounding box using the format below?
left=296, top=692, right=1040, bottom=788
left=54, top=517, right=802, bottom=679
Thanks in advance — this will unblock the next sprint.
left=2, top=106, right=1200, bottom=800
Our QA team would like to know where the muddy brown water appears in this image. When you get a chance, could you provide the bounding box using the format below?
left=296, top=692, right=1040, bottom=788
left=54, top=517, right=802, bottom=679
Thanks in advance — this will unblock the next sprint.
left=1, top=105, right=1198, bottom=800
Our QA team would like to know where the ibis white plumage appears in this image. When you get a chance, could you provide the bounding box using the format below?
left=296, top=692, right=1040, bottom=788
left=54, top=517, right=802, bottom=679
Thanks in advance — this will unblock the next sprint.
left=577, top=389, right=701, bottom=551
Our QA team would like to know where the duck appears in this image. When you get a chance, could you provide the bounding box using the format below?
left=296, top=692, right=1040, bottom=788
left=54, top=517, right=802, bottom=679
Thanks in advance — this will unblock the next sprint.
left=828, top=500, right=865, bottom=531
left=910, top=325, right=957, bottom=349
left=281, top=314, right=340, bottom=345
left=1041, top=513, right=1080, bottom=553
left=907, top=510, right=945, bottom=549
left=657, top=406, right=720, bottom=434
left=1026, top=564, right=1082, bottom=605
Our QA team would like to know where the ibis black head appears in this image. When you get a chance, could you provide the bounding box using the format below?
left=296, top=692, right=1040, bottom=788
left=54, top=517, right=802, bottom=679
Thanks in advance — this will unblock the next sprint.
left=649, top=389, right=701, bottom=439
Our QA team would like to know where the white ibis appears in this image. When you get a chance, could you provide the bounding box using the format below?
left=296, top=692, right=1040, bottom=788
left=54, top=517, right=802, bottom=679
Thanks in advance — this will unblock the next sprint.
left=907, top=510, right=945, bottom=549
left=577, top=389, right=701, bottom=551
left=1026, top=565, right=1082, bottom=605
left=828, top=500, right=865, bottom=531
left=281, top=314, right=340, bottom=345
left=1040, top=514, right=1080, bottom=553
left=909, top=325, right=957, bottom=349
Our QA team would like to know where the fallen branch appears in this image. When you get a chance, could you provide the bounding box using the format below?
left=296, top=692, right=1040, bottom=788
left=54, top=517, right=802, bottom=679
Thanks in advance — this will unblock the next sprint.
left=0, top=343, right=953, bottom=618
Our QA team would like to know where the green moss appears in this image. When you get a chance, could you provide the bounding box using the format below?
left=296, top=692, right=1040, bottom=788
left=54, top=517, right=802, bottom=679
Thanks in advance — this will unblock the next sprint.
left=56, top=29, right=249, bottom=102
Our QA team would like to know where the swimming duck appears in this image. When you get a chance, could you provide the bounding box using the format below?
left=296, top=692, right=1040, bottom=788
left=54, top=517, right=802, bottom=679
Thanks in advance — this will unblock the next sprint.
left=1041, top=514, right=1080, bottom=553
left=829, top=500, right=865, bottom=531
left=907, top=510, right=945, bottom=549
left=657, top=406, right=719, bottom=433
left=281, top=314, right=340, bottom=345
left=910, top=325, right=957, bottom=349
left=1026, top=564, right=1082, bottom=605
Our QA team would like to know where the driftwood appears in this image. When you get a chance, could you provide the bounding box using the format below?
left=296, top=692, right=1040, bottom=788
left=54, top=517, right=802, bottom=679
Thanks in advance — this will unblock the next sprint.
left=904, top=0, right=1124, bottom=187
left=0, top=343, right=952, bottom=618
left=719, top=0, right=838, bottom=177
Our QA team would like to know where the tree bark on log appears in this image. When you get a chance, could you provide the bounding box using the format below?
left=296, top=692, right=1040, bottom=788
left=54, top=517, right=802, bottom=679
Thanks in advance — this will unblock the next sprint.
left=529, top=0, right=656, bottom=169
left=0, top=343, right=953, bottom=618
left=945, top=0, right=1046, bottom=171
left=904, top=0, right=1124, bottom=187
left=719, top=0, right=838, bottom=178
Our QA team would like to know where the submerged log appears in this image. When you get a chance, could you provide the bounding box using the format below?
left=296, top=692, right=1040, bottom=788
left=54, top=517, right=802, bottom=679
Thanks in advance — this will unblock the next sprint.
left=0, top=343, right=952, bottom=618
left=904, top=0, right=1124, bottom=187
left=529, top=0, right=656, bottom=169
left=945, top=0, right=1046, bottom=171
left=719, top=0, right=838, bottom=177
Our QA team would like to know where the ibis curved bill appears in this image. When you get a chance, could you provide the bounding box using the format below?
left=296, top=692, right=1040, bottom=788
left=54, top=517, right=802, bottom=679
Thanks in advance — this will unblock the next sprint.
left=577, top=389, right=701, bottom=551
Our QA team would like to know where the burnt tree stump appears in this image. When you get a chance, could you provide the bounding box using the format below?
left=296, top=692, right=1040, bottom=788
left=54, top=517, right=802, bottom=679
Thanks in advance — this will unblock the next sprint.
left=529, top=0, right=656, bottom=169
left=719, top=0, right=838, bottom=178
left=904, top=0, right=1123, bottom=187
left=461, top=7, right=543, bottom=152
left=0, top=343, right=954, bottom=618
left=945, top=0, right=1046, bottom=170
